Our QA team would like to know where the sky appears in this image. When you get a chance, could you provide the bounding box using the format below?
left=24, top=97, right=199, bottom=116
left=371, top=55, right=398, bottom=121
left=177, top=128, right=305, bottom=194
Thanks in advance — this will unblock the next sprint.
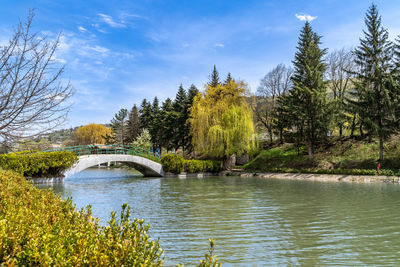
left=1, top=0, right=400, bottom=128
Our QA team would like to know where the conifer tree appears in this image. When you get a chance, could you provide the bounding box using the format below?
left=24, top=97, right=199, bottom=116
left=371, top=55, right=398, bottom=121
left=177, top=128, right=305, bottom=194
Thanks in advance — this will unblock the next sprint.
left=350, top=4, right=400, bottom=161
left=149, top=97, right=161, bottom=151
left=159, top=98, right=174, bottom=151
left=289, top=22, right=329, bottom=159
left=185, top=85, right=200, bottom=152
left=208, top=65, right=221, bottom=87
left=139, top=99, right=153, bottom=130
left=110, top=108, right=128, bottom=144
left=224, top=73, right=233, bottom=85
left=126, top=105, right=140, bottom=143
left=172, top=85, right=188, bottom=154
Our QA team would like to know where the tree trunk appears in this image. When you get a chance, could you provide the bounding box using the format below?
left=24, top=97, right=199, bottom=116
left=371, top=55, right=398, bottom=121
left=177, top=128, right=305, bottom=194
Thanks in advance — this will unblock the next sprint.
left=379, top=135, right=384, bottom=162
left=360, top=125, right=364, bottom=137
left=269, top=129, right=273, bottom=144
left=350, top=116, right=356, bottom=137
left=223, top=155, right=235, bottom=170
left=308, top=143, right=313, bottom=160
left=339, top=124, right=343, bottom=138
left=279, top=128, right=283, bottom=145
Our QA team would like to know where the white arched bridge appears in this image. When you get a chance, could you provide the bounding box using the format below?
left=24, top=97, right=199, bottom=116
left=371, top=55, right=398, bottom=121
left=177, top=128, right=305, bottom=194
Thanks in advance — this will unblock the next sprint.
left=46, top=144, right=164, bottom=178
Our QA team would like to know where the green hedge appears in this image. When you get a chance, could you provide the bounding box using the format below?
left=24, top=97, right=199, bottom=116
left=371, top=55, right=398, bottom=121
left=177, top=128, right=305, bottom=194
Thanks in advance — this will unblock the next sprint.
left=0, top=169, right=164, bottom=265
left=0, top=151, right=78, bottom=177
left=161, top=155, right=222, bottom=174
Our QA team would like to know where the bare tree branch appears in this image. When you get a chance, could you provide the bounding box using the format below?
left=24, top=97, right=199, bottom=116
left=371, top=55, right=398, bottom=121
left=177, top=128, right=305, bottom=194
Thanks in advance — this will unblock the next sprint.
left=0, top=10, right=73, bottom=143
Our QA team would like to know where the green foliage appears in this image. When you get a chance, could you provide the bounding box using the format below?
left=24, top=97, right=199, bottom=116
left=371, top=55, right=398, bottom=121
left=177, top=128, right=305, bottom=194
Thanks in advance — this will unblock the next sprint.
left=0, top=169, right=164, bottom=265
left=198, top=239, right=221, bottom=267
left=110, top=108, right=129, bottom=145
left=0, top=151, right=77, bottom=177
left=126, top=104, right=141, bottom=144
left=132, top=129, right=153, bottom=151
left=161, top=154, right=184, bottom=174
left=161, top=154, right=221, bottom=174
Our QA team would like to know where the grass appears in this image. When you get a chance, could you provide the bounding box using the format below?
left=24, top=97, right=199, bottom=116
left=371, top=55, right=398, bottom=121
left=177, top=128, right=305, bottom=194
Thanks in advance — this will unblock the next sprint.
left=243, top=135, right=400, bottom=176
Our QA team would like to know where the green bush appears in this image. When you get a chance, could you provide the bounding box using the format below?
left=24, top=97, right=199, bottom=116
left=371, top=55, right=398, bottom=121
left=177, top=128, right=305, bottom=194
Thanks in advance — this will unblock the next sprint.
left=0, top=169, right=164, bottom=265
left=0, top=151, right=77, bottom=177
left=161, top=155, right=222, bottom=174
left=161, top=154, right=184, bottom=174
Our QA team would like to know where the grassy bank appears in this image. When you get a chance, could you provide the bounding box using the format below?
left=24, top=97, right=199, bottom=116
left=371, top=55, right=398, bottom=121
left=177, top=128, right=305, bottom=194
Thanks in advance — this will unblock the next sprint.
left=244, top=136, right=400, bottom=176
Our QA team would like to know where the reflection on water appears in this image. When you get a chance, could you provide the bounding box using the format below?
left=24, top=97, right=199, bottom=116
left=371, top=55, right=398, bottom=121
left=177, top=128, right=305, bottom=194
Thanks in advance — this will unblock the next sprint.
left=38, top=168, right=400, bottom=266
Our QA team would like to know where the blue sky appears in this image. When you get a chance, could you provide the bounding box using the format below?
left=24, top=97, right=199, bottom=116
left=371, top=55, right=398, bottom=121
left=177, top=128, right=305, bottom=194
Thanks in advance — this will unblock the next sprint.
left=1, top=0, right=400, bottom=128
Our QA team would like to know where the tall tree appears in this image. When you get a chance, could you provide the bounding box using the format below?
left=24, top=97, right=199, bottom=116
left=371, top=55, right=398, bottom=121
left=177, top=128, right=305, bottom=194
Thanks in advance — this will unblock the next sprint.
left=208, top=65, right=221, bottom=87
left=290, top=21, right=329, bottom=160
left=149, top=97, right=161, bottom=151
left=185, top=84, right=200, bottom=152
left=110, top=109, right=128, bottom=144
left=190, top=80, right=255, bottom=169
left=126, top=105, right=140, bottom=143
left=350, top=4, right=400, bottom=161
left=159, top=98, right=174, bottom=151
left=172, top=85, right=188, bottom=155
left=224, top=73, right=233, bottom=86
left=139, top=99, right=152, bottom=130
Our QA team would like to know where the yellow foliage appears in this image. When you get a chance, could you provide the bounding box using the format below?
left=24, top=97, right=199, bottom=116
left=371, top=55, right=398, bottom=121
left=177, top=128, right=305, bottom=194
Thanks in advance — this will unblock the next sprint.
left=189, top=80, right=255, bottom=158
left=73, top=123, right=112, bottom=145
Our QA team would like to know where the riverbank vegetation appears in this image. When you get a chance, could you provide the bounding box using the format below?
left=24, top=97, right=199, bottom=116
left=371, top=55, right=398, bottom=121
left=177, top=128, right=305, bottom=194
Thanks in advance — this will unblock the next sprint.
left=161, top=154, right=221, bottom=174
left=0, top=151, right=77, bottom=177
left=244, top=136, right=400, bottom=176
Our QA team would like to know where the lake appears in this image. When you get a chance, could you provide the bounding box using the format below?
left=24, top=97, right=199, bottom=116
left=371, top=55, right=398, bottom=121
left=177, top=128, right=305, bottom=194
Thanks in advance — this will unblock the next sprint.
left=37, top=168, right=400, bottom=266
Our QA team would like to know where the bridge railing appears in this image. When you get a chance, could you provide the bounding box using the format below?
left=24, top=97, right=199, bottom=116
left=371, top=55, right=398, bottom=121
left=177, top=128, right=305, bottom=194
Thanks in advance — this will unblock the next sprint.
left=43, top=144, right=161, bottom=163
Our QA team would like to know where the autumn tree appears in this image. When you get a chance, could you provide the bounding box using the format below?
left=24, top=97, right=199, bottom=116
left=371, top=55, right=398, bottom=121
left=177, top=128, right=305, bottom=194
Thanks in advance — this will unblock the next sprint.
left=190, top=79, right=255, bottom=169
left=73, top=124, right=112, bottom=145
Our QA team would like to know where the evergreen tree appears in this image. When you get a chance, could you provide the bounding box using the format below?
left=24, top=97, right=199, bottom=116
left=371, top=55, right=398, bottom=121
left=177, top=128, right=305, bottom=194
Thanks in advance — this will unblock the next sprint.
left=289, top=22, right=329, bottom=159
left=172, top=85, right=188, bottom=155
left=224, top=72, right=233, bottom=85
left=126, top=104, right=140, bottom=143
left=350, top=4, right=400, bottom=161
left=110, top=108, right=128, bottom=144
left=149, top=97, right=161, bottom=151
left=139, top=99, right=152, bottom=130
left=208, top=65, right=221, bottom=87
left=185, top=84, right=200, bottom=152
left=159, top=98, right=174, bottom=151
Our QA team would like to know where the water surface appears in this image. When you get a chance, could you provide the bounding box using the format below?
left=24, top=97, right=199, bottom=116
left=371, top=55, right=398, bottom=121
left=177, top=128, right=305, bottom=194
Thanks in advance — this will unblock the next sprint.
left=38, top=168, right=400, bottom=266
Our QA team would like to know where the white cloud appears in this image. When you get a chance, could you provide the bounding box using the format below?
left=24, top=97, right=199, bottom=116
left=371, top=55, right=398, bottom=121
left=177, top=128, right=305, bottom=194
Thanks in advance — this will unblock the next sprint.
left=78, top=26, right=87, bottom=32
left=295, top=13, right=317, bottom=22
left=98, top=13, right=126, bottom=28
left=214, top=43, right=224, bottom=47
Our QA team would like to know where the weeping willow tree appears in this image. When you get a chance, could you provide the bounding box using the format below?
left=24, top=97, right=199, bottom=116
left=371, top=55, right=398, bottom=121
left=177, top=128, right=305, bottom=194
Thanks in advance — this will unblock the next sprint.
left=189, top=79, right=255, bottom=169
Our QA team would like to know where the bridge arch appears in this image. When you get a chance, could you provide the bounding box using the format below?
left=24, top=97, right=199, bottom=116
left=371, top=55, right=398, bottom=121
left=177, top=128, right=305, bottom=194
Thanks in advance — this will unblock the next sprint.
left=63, top=154, right=164, bottom=178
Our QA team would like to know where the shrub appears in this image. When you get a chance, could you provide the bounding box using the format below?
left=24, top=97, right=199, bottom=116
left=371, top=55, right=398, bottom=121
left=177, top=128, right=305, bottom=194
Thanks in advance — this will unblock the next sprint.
left=0, top=169, right=164, bottom=265
left=0, top=151, right=77, bottom=177
left=161, top=155, right=222, bottom=174
left=161, top=154, right=184, bottom=174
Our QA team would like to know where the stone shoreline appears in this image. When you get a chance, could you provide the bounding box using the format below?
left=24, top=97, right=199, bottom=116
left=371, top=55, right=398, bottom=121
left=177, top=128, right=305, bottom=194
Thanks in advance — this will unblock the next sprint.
left=222, top=171, right=400, bottom=183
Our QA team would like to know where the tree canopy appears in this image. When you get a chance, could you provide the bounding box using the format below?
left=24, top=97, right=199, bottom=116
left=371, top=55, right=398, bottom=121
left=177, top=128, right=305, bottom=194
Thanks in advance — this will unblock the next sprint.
left=73, top=124, right=112, bottom=145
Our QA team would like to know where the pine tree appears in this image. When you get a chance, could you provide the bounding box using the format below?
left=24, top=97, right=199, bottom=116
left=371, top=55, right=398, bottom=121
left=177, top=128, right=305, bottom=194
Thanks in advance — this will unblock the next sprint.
left=185, top=84, right=200, bottom=152
left=126, top=104, right=140, bottom=143
left=224, top=72, right=233, bottom=85
left=290, top=21, right=329, bottom=160
left=149, top=97, right=161, bottom=151
left=110, top=108, right=128, bottom=145
left=159, top=98, right=174, bottom=151
left=350, top=4, right=400, bottom=161
left=208, top=65, right=221, bottom=87
left=172, top=85, right=188, bottom=155
left=139, top=99, right=152, bottom=130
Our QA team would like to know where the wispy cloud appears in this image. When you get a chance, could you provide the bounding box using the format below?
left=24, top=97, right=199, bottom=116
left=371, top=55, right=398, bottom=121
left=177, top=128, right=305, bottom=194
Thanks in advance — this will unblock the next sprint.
left=78, top=26, right=87, bottom=32
left=214, top=43, right=224, bottom=48
left=98, top=13, right=126, bottom=28
left=295, top=13, right=317, bottom=22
